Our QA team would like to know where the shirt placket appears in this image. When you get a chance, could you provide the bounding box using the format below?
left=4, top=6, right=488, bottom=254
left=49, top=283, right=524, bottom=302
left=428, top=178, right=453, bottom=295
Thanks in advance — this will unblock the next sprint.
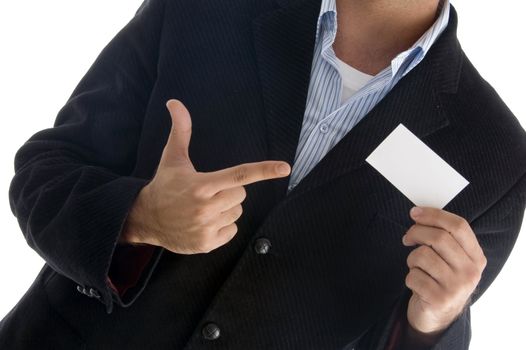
left=288, top=12, right=343, bottom=190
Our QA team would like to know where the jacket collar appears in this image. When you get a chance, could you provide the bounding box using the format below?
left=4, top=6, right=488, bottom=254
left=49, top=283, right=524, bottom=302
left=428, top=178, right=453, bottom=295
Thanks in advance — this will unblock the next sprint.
left=252, top=0, right=463, bottom=202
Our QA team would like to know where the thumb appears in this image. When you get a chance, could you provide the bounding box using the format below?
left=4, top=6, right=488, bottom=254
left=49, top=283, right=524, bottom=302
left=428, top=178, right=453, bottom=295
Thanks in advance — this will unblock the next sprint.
left=159, top=99, right=194, bottom=169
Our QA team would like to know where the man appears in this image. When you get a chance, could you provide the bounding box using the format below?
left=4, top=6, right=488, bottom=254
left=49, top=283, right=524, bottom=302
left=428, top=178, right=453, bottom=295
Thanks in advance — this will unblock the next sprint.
left=1, top=0, right=525, bottom=348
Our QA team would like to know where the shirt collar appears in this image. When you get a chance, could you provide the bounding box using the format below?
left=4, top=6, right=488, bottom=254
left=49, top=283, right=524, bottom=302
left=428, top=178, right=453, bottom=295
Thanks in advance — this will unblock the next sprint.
left=392, top=0, right=450, bottom=77
left=315, top=0, right=450, bottom=78
left=315, top=0, right=337, bottom=40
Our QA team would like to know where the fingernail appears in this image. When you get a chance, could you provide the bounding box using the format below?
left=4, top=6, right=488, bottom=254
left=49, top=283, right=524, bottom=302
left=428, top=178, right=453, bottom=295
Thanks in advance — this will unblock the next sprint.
left=277, top=163, right=290, bottom=175
left=402, top=235, right=408, bottom=245
left=410, top=206, right=423, bottom=217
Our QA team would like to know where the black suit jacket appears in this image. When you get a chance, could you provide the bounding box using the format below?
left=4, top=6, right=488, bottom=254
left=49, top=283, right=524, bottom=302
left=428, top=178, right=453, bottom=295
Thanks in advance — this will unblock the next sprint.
left=2, top=0, right=525, bottom=349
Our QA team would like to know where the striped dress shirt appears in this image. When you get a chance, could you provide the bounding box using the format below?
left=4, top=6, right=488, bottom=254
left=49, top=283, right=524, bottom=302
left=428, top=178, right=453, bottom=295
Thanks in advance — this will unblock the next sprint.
left=287, top=0, right=450, bottom=193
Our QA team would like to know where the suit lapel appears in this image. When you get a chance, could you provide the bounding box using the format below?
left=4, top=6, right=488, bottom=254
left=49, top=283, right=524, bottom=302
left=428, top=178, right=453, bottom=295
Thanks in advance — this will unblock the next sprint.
left=252, top=0, right=463, bottom=202
left=252, top=0, right=321, bottom=202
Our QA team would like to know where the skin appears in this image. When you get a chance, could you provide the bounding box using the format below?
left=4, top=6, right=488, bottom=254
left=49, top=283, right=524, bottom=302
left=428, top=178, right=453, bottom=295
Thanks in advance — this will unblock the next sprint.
left=333, top=0, right=443, bottom=75
left=401, top=207, right=487, bottom=346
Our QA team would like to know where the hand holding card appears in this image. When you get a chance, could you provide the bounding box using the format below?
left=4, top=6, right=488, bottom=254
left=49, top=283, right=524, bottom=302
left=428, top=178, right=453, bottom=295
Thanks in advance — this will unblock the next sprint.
left=366, top=124, right=485, bottom=343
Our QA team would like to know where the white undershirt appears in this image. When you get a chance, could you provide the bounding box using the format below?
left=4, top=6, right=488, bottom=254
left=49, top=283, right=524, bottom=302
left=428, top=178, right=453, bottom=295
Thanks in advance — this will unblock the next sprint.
left=334, top=55, right=374, bottom=104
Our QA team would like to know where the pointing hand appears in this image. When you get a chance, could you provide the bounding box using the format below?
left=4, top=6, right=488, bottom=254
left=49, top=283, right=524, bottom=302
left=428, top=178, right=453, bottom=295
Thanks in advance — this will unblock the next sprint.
left=120, top=99, right=291, bottom=254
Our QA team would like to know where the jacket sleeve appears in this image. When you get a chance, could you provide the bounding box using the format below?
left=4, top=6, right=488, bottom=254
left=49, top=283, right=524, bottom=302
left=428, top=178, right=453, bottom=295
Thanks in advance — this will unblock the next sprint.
left=8, top=0, right=167, bottom=314
left=356, top=173, right=526, bottom=350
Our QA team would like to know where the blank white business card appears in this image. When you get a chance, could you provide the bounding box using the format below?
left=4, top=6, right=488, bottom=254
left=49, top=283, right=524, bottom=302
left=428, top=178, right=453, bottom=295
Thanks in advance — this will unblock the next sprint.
left=365, top=124, right=469, bottom=209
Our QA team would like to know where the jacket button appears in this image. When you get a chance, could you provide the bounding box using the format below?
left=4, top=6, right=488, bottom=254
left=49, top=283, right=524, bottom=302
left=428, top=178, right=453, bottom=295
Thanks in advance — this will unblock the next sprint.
left=202, top=322, right=221, bottom=340
left=89, top=288, right=101, bottom=299
left=254, top=237, right=271, bottom=254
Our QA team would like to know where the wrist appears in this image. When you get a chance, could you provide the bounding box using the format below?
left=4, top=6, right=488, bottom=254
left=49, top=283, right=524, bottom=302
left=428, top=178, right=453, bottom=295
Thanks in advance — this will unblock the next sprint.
left=120, top=214, right=146, bottom=244
left=120, top=184, right=156, bottom=245
left=400, top=312, right=449, bottom=350
left=403, top=321, right=446, bottom=348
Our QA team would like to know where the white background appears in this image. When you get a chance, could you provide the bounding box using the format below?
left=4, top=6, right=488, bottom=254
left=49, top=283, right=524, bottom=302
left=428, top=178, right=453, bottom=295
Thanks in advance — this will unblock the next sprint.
left=0, top=1, right=524, bottom=348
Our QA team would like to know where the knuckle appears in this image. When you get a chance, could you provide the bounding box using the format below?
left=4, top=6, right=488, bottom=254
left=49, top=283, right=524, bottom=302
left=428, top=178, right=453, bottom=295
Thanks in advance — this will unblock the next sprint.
left=434, top=232, right=450, bottom=246
left=200, top=240, right=217, bottom=254
left=406, top=253, right=414, bottom=267
left=407, top=249, right=422, bottom=266
left=405, top=225, right=416, bottom=237
left=459, top=280, right=476, bottom=298
left=453, top=217, right=469, bottom=234
left=418, top=245, right=432, bottom=258
left=190, top=183, right=209, bottom=199
left=234, top=204, right=243, bottom=217
left=465, top=266, right=481, bottom=285
left=239, top=186, right=247, bottom=201
left=405, top=272, right=413, bottom=288
left=462, top=283, right=476, bottom=298
left=405, top=269, right=417, bottom=289
left=227, top=223, right=238, bottom=236
left=228, top=209, right=239, bottom=222
left=404, top=225, right=418, bottom=240
left=218, top=224, right=238, bottom=243
left=232, top=165, right=248, bottom=184
left=191, top=233, right=206, bottom=250
left=193, top=227, right=210, bottom=244
left=480, top=254, right=488, bottom=269
left=199, top=246, right=210, bottom=254
left=227, top=224, right=238, bottom=239
left=201, top=247, right=213, bottom=254
left=193, top=206, right=210, bottom=224
left=193, top=239, right=207, bottom=253
left=202, top=225, right=217, bottom=237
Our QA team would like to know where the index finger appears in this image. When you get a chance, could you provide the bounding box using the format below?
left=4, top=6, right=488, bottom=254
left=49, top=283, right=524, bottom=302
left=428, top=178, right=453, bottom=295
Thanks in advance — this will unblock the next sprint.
left=204, top=161, right=291, bottom=193
left=410, top=206, right=485, bottom=263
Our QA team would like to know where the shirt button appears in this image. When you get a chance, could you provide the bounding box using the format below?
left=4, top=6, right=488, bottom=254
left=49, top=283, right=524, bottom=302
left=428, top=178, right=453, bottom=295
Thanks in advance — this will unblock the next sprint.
left=254, top=238, right=272, bottom=254
left=202, top=322, right=221, bottom=340
left=319, top=123, right=329, bottom=133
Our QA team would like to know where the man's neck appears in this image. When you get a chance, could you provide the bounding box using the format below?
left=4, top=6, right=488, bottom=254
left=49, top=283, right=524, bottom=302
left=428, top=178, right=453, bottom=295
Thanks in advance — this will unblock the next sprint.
left=333, top=0, right=442, bottom=75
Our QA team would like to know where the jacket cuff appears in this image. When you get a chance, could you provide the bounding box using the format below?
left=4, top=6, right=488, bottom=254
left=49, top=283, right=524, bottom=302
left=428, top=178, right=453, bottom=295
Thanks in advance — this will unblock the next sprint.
left=428, top=308, right=471, bottom=350
left=107, top=246, right=165, bottom=309
left=393, top=291, right=471, bottom=350
left=61, top=174, right=153, bottom=314
left=107, top=243, right=158, bottom=296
